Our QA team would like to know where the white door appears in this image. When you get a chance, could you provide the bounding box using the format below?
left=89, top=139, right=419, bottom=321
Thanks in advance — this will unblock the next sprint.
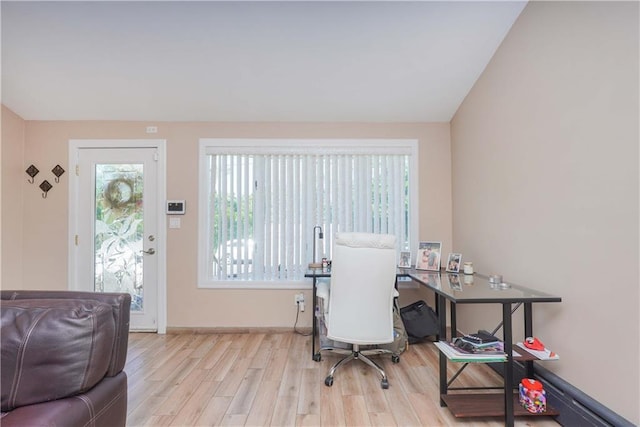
left=70, top=144, right=163, bottom=331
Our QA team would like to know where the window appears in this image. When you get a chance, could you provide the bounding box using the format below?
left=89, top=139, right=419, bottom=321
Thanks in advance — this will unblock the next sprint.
left=198, top=139, right=418, bottom=288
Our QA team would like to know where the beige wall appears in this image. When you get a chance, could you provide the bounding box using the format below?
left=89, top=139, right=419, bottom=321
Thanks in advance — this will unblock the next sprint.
left=1, top=106, right=26, bottom=288
left=1, top=118, right=452, bottom=329
left=451, top=2, right=638, bottom=423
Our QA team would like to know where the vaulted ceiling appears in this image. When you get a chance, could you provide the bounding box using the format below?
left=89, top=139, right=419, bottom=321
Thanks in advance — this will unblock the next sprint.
left=1, top=1, right=527, bottom=122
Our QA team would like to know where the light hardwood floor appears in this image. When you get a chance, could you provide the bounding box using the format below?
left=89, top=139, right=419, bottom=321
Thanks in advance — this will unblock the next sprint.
left=125, top=332, right=558, bottom=426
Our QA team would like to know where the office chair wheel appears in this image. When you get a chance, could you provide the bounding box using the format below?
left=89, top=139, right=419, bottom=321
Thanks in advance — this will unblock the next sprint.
left=392, top=355, right=400, bottom=363
left=381, top=378, right=389, bottom=389
left=313, top=353, right=322, bottom=362
left=325, top=376, right=334, bottom=387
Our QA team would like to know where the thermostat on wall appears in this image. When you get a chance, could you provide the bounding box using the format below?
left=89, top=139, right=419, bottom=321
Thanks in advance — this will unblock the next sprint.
left=166, top=200, right=186, bottom=215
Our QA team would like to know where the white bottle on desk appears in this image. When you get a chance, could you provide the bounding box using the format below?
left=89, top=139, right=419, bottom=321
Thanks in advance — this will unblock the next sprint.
left=463, top=262, right=474, bottom=275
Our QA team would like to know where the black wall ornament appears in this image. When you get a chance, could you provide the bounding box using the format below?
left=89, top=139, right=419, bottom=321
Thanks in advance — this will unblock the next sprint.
left=52, top=165, right=65, bottom=183
left=27, top=164, right=65, bottom=198
left=26, top=165, right=39, bottom=183
left=39, top=180, right=53, bottom=198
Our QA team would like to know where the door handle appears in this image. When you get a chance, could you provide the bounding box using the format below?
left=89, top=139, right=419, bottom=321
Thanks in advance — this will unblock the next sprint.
left=141, top=248, right=156, bottom=255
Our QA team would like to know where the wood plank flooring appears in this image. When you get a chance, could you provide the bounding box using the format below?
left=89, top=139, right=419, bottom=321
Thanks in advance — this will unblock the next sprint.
left=125, top=332, right=559, bottom=427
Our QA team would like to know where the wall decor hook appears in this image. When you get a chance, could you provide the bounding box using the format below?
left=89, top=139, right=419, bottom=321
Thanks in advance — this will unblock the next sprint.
left=39, top=180, right=52, bottom=198
left=52, top=165, right=65, bottom=183
left=26, top=165, right=39, bottom=183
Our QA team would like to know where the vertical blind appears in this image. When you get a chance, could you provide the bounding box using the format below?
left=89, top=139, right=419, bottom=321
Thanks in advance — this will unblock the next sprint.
left=206, top=152, right=411, bottom=282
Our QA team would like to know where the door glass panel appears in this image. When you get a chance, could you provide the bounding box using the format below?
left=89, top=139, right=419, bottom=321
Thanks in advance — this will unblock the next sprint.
left=94, top=164, right=144, bottom=311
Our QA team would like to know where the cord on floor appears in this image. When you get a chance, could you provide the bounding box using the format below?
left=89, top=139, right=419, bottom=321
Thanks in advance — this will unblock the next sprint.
left=293, top=301, right=311, bottom=336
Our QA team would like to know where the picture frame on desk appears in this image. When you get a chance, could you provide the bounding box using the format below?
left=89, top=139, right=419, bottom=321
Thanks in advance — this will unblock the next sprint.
left=415, top=241, right=441, bottom=271
left=445, top=252, right=462, bottom=273
left=398, top=251, right=412, bottom=268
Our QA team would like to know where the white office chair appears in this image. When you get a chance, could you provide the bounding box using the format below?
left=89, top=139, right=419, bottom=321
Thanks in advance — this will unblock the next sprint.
left=323, top=232, right=399, bottom=389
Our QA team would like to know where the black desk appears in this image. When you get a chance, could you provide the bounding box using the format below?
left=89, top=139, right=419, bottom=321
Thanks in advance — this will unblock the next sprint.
left=305, top=269, right=331, bottom=362
left=306, top=268, right=560, bottom=426
left=409, top=270, right=561, bottom=427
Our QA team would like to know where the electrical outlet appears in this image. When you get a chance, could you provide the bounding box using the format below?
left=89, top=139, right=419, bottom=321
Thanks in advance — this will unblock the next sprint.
left=295, top=293, right=305, bottom=306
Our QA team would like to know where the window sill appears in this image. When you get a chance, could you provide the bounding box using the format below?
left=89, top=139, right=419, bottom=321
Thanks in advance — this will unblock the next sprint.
left=198, top=280, right=312, bottom=290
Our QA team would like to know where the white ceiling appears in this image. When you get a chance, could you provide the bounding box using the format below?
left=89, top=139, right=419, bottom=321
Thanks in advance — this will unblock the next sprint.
left=1, top=1, right=526, bottom=122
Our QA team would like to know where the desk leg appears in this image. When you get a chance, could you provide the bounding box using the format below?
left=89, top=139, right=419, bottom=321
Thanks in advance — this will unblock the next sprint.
left=438, top=294, right=448, bottom=406
left=524, top=302, right=534, bottom=378
left=450, top=301, right=457, bottom=339
left=434, top=296, right=440, bottom=341
left=502, top=303, right=515, bottom=427
left=312, top=277, right=321, bottom=362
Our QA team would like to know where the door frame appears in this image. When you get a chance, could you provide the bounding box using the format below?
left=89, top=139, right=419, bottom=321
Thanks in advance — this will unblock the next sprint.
left=68, top=139, right=167, bottom=334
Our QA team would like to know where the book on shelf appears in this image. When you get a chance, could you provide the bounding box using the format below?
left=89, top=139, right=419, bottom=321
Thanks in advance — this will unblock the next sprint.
left=460, top=336, right=502, bottom=348
left=452, top=337, right=505, bottom=354
left=460, top=330, right=500, bottom=346
left=434, top=340, right=507, bottom=362
left=516, top=342, right=559, bottom=360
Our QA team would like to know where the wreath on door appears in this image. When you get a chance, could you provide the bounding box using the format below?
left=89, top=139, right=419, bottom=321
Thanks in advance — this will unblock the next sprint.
left=104, top=178, right=135, bottom=209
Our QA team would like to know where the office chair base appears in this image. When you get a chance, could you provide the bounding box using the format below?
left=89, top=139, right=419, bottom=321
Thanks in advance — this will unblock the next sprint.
left=326, top=373, right=389, bottom=389
left=324, top=348, right=394, bottom=389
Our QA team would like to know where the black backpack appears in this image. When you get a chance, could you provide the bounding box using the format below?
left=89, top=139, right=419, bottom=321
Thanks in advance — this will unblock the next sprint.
left=400, top=300, right=440, bottom=344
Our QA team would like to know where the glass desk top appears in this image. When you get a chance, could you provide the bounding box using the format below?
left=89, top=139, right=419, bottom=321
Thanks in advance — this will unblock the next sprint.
left=306, top=268, right=561, bottom=304
left=408, top=270, right=561, bottom=304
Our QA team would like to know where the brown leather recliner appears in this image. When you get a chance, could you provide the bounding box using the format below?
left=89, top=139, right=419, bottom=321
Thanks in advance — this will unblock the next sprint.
left=1, top=290, right=131, bottom=427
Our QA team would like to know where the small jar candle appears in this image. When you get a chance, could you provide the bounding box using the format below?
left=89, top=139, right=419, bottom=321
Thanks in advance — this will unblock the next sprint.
left=463, top=262, right=474, bottom=275
left=519, top=378, right=546, bottom=413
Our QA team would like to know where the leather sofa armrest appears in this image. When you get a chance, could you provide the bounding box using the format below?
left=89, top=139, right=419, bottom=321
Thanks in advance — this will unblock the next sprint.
left=1, top=290, right=131, bottom=376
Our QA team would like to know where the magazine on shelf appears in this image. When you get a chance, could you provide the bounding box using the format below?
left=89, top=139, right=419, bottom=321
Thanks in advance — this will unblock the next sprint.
left=434, top=341, right=507, bottom=363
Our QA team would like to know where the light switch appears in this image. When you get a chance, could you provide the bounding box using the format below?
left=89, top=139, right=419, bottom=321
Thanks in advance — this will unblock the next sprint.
left=169, top=217, right=181, bottom=229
